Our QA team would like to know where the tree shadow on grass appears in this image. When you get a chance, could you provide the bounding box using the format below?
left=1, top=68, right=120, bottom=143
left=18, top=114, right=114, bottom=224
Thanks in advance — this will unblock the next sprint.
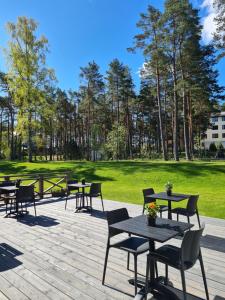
left=0, top=161, right=27, bottom=175
left=0, top=161, right=115, bottom=183
left=92, top=161, right=225, bottom=177
left=1, top=160, right=225, bottom=181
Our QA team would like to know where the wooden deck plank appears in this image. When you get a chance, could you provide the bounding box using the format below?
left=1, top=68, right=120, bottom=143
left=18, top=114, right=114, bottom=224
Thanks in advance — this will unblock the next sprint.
left=0, top=196, right=224, bottom=300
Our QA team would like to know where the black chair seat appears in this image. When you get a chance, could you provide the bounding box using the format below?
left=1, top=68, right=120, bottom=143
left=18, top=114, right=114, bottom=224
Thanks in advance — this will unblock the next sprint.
left=146, top=226, right=209, bottom=300
left=151, top=245, right=193, bottom=270
left=84, top=192, right=99, bottom=197
left=112, top=237, right=149, bottom=254
left=159, top=205, right=168, bottom=212
left=172, top=207, right=195, bottom=216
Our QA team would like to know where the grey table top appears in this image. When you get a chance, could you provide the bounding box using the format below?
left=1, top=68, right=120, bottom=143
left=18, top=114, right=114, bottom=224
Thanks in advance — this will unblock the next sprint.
left=110, top=215, right=193, bottom=243
left=0, top=186, right=18, bottom=192
left=146, top=192, right=191, bottom=202
left=67, top=183, right=91, bottom=188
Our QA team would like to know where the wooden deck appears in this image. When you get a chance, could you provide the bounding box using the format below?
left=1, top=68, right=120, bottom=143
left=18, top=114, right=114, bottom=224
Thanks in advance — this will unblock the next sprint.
left=0, top=197, right=224, bottom=300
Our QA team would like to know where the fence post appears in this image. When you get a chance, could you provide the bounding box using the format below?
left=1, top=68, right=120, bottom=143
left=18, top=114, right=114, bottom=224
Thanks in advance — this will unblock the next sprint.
left=39, top=175, right=44, bottom=199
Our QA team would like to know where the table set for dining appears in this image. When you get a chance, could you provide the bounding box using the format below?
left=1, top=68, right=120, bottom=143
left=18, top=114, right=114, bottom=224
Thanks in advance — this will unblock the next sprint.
left=102, top=188, right=208, bottom=300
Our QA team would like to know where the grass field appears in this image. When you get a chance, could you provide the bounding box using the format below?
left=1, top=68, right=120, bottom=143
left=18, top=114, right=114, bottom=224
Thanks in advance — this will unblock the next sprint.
left=0, top=159, right=224, bottom=219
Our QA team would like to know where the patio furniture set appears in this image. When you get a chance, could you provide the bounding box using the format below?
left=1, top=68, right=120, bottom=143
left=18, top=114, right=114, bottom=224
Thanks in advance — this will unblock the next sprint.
left=0, top=177, right=208, bottom=300
left=0, top=178, right=103, bottom=217
left=102, top=188, right=208, bottom=300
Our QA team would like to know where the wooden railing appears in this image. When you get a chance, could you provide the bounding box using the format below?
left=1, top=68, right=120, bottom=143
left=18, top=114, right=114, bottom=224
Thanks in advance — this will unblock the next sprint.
left=0, top=171, right=71, bottom=199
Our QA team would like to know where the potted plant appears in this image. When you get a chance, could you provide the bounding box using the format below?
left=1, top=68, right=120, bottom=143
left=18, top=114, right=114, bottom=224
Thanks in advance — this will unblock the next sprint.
left=52, top=188, right=66, bottom=197
left=145, top=202, right=160, bottom=226
left=81, top=178, right=86, bottom=185
left=165, top=182, right=173, bottom=196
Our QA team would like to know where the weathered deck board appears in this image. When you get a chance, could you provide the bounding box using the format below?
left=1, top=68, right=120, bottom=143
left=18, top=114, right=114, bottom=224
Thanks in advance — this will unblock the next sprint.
left=0, top=196, right=224, bottom=300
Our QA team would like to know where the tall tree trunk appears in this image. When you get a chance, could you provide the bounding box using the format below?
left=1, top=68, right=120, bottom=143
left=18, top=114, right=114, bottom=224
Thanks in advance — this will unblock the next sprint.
left=172, top=57, right=179, bottom=161
left=9, top=109, right=14, bottom=160
left=28, top=111, right=32, bottom=162
left=156, top=66, right=167, bottom=160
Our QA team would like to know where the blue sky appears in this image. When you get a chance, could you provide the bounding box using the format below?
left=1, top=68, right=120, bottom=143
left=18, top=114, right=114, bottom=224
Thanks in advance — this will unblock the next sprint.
left=0, top=0, right=224, bottom=92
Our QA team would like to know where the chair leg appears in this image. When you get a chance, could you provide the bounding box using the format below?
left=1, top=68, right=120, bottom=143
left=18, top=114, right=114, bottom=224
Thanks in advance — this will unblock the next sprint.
left=187, top=215, right=190, bottom=224
left=102, top=244, right=110, bottom=285
left=180, top=268, right=187, bottom=300
left=127, top=252, right=130, bottom=270
left=199, top=251, right=210, bottom=300
left=165, top=264, right=168, bottom=285
left=145, top=255, right=150, bottom=300
left=142, top=204, right=145, bottom=215
left=65, top=196, right=68, bottom=210
left=33, top=200, right=37, bottom=216
left=177, top=213, right=179, bottom=221
left=155, top=261, right=158, bottom=278
left=160, top=210, right=162, bottom=218
left=134, top=254, right=138, bottom=295
left=100, top=194, right=104, bottom=212
left=196, top=210, right=201, bottom=228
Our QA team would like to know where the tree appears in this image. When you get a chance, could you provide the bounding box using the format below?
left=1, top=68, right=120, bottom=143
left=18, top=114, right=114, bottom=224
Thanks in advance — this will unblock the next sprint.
left=130, top=6, right=168, bottom=160
left=214, top=0, right=225, bottom=60
left=106, top=125, right=127, bottom=159
left=106, top=59, right=135, bottom=158
left=79, top=61, right=105, bottom=160
left=5, top=17, right=55, bottom=162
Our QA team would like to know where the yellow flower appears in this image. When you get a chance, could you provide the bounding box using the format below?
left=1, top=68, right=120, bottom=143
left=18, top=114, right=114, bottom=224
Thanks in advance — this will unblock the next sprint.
left=149, top=202, right=156, bottom=209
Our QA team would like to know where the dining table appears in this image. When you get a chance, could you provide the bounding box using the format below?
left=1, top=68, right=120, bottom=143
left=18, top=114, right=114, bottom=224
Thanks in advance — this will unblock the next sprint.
left=0, top=185, right=18, bottom=217
left=146, top=192, right=190, bottom=220
left=67, top=182, right=92, bottom=212
left=110, top=214, right=204, bottom=300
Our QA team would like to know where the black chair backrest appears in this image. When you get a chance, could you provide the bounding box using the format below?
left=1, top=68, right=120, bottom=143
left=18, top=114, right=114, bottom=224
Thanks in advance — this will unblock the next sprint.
left=67, top=179, right=79, bottom=191
left=15, top=179, right=21, bottom=188
left=67, top=179, right=78, bottom=184
left=16, top=185, right=35, bottom=203
left=186, top=195, right=199, bottom=214
left=142, top=188, right=155, bottom=205
left=90, top=183, right=101, bottom=196
left=106, top=208, right=129, bottom=238
left=181, top=224, right=204, bottom=268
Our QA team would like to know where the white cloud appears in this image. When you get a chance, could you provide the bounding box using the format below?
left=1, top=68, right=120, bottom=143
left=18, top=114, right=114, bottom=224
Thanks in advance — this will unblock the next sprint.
left=201, top=0, right=217, bottom=43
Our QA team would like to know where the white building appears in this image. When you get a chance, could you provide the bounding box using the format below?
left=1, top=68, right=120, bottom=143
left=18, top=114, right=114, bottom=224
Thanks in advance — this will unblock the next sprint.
left=203, top=112, right=225, bottom=149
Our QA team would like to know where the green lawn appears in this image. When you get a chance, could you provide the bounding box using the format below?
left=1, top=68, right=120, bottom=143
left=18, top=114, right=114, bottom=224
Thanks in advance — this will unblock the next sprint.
left=0, top=160, right=224, bottom=219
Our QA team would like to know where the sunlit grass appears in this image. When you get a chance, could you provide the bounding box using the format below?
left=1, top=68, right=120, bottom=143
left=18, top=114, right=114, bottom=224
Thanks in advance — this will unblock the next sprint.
left=0, top=159, right=224, bottom=219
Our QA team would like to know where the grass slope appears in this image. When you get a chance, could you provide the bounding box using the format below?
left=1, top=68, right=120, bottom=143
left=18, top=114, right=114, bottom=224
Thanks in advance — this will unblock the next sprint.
left=0, top=160, right=224, bottom=219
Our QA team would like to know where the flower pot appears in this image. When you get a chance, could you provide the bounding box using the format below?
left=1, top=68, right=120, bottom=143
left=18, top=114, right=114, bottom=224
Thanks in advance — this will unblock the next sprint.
left=146, top=216, right=156, bottom=227
left=81, top=179, right=86, bottom=185
left=166, top=189, right=172, bottom=196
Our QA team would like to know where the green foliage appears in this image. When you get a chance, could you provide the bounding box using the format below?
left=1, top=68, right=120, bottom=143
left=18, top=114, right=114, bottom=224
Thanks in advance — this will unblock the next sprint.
left=5, top=16, right=55, bottom=161
left=105, top=124, right=127, bottom=159
left=209, top=142, right=217, bottom=152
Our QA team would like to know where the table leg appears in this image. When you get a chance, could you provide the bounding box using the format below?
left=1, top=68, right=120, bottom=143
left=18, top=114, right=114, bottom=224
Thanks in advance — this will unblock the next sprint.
left=168, top=201, right=172, bottom=220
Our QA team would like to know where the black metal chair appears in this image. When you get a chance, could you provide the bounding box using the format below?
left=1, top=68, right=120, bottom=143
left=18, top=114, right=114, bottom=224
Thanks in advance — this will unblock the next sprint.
left=85, top=183, right=104, bottom=212
left=171, top=195, right=201, bottom=228
left=65, top=179, right=79, bottom=209
left=145, top=225, right=209, bottom=300
left=142, top=188, right=168, bottom=217
left=16, top=185, right=36, bottom=216
left=102, top=208, right=150, bottom=295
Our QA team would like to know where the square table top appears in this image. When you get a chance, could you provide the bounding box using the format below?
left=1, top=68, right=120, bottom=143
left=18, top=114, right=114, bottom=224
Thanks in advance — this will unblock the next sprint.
left=0, top=186, right=18, bottom=192
left=146, top=192, right=190, bottom=202
left=110, top=215, right=193, bottom=243
left=67, top=183, right=91, bottom=188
